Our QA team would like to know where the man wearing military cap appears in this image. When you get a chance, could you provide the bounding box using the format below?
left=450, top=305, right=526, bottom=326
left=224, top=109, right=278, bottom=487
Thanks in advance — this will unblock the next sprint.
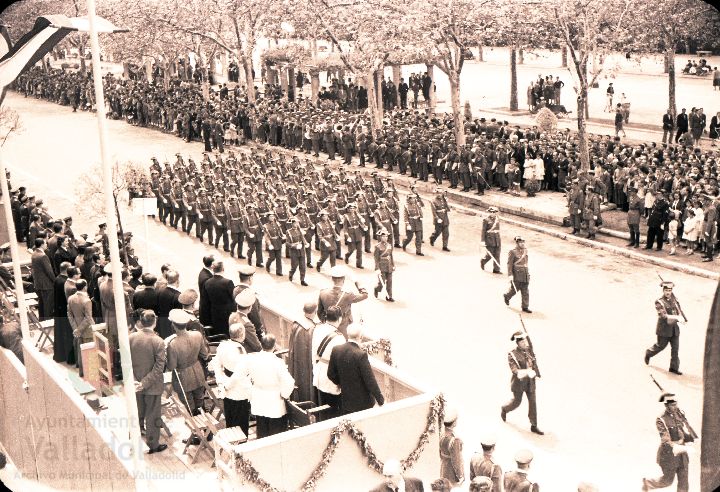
left=243, top=202, right=264, bottom=267
left=373, top=229, right=395, bottom=302
left=480, top=207, right=502, bottom=273
left=166, top=309, right=209, bottom=421
left=317, top=266, right=368, bottom=338
left=644, top=281, right=687, bottom=375
left=439, top=407, right=465, bottom=486
left=211, top=192, right=230, bottom=252
left=228, top=289, right=262, bottom=353
left=196, top=188, right=214, bottom=244
left=470, top=435, right=503, bottom=491
left=641, top=392, right=694, bottom=491
left=504, top=450, right=539, bottom=491
left=402, top=194, right=424, bottom=255
left=501, top=330, right=543, bottom=435
left=430, top=188, right=451, bottom=251
left=627, top=186, right=642, bottom=247
left=567, top=179, right=584, bottom=235
left=343, top=202, right=367, bottom=268
left=316, top=210, right=339, bottom=272
left=285, top=217, right=309, bottom=286
left=582, top=184, right=601, bottom=239
left=504, top=236, right=532, bottom=313
left=226, top=195, right=246, bottom=258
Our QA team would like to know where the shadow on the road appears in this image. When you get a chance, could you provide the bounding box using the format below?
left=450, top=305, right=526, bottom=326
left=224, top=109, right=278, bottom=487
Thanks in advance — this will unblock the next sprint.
left=651, top=367, right=702, bottom=390
left=505, top=420, right=559, bottom=448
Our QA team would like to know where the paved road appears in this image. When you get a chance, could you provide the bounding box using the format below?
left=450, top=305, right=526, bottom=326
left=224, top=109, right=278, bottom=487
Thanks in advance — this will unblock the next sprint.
left=3, top=92, right=713, bottom=490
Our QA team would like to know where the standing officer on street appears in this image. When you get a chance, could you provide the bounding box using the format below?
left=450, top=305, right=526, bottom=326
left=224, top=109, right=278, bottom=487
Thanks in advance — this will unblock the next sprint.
left=642, top=392, right=695, bottom=492
left=501, top=330, right=544, bottom=435
left=430, top=188, right=451, bottom=251
left=645, top=281, right=686, bottom=375
left=504, top=236, right=532, bottom=313
left=373, top=229, right=395, bottom=302
left=480, top=207, right=501, bottom=273
left=166, top=309, right=209, bottom=420
left=469, top=436, right=503, bottom=492
left=439, top=407, right=465, bottom=487
left=402, top=193, right=424, bottom=256
left=504, top=450, right=539, bottom=491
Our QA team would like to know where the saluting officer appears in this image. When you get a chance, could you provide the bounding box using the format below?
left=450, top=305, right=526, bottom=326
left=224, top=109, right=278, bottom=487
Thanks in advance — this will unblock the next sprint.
left=642, top=392, right=695, bottom=492
left=285, top=216, right=309, bottom=286
left=373, top=229, right=395, bottom=302
left=429, top=188, right=450, bottom=251
left=501, top=330, right=544, bottom=435
left=263, top=211, right=284, bottom=276
left=645, top=281, right=687, bottom=375
left=402, top=194, right=424, bottom=256
left=504, top=236, right=531, bottom=313
left=480, top=207, right=502, bottom=274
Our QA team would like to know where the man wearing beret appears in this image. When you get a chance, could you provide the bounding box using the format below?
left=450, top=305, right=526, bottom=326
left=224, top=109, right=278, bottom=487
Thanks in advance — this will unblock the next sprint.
left=503, top=237, right=532, bottom=313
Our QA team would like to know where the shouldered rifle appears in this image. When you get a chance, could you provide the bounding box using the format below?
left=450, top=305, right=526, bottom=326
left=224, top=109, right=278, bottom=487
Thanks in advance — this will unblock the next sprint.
left=519, top=314, right=540, bottom=377
left=650, top=374, right=698, bottom=440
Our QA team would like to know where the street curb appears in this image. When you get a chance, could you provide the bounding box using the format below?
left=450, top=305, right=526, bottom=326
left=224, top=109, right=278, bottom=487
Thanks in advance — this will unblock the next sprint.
left=236, top=144, right=720, bottom=280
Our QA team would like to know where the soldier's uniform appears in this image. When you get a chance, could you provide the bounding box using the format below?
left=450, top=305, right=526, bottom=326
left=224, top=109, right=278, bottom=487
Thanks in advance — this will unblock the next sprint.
left=295, top=204, right=315, bottom=267
left=501, top=331, right=541, bottom=432
left=645, top=282, right=685, bottom=374
left=469, top=438, right=503, bottom=492
left=439, top=409, right=464, bottom=486
left=243, top=203, right=264, bottom=267
left=402, top=195, right=424, bottom=255
left=169, top=180, right=184, bottom=230
left=504, top=237, right=531, bottom=312
left=183, top=184, right=199, bottom=236
left=480, top=208, right=501, bottom=273
left=583, top=186, right=601, bottom=239
left=354, top=191, right=373, bottom=253
left=384, top=191, right=401, bottom=247
left=263, top=212, right=284, bottom=275
left=642, top=393, right=693, bottom=492
left=373, top=230, right=395, bottom=301
left=429, top=190, right=450, bottom=251
left=567, top=180, right=584, bottom=234
left=211, top=194, right=229, bottom=251
left=373, top=199, right=394, bottom=244
left=343, top=203, right=367, bottom=268
left=285, top=217, right=308, bottom=285
left=226, top=196, right=246, bottom=258
left=315, top=211, right=338, bottom=272
left=158, top=176, right=173, bottom=225
left=196, top=190, right=214, bottom=244
left=503, top=450, right=539, bottom=492
left=166, top=309, right=209, bottom=415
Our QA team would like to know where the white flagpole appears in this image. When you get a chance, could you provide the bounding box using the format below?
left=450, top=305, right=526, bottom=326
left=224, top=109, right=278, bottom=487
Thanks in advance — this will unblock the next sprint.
left=85, top=0, right=144, bottom=481
left=0, top=157, right=32, bottom=341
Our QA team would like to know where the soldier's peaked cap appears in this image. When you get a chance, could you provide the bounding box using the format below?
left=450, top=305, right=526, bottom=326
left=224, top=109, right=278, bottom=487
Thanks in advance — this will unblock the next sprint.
left=235, top=289, right=256, bottom=308
left=168, top=309, right=192, bottom=326
left=514, top=449, right=533, bottom=465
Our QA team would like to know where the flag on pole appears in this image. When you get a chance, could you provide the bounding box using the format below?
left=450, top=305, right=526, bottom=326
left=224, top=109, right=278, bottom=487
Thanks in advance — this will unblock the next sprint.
left=702, top=279, right=720, bottom=492
left=0, top=14, right=126, bottom=91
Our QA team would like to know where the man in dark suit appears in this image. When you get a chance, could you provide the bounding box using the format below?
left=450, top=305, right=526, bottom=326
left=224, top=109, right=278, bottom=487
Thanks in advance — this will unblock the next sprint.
left=370, top=459, right=424, bottom=492
left=197, top=255, right=214, bottom=326
left=675, top=108, right=688, bottom=143
left=31, top=239, right=56, bottom=319
left=132, top=274, right=159, bottom=313
left=646, top=191, right=669, bottom=251
left=202, top=261, right=235, bottom=336
left=129, top=311, right=168, bottom=454
left=156, top=270, right=182, bottom=339
left=53, top=261, right=74, bottom=364
left=327, top=323, right=384, bottom=415
left=662, top=109, right=674, bottom=144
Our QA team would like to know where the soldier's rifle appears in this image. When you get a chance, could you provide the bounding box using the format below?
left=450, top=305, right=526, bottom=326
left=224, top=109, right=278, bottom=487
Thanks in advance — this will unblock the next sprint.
left=656, top=272, right=688, bottom=322
left=650, top=374, right=698, bottom=440
left=519, top=313, right=540, bottom=378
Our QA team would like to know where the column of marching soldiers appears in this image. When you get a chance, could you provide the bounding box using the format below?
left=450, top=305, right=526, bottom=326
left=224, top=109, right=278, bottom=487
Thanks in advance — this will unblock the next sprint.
left=148, top=148, right=452, bottom=298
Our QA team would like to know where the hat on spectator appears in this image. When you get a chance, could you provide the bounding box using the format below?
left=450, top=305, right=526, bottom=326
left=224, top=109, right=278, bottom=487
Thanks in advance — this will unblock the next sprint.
left=168, top=309, right=192, bottom=327
left=178, top=289, right=198, bottom=305
left=329, top=265, right=347, bottom=278
left=514, top=449, right=534, bottom=465
left=235, top=289, right=256, bottom=308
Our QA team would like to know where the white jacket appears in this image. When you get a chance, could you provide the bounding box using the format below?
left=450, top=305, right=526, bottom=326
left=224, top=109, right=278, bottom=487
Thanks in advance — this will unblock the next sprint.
left=212, top=340, right=251, bottom=401
left=311, top=323, right=346, bottom=395
left=247, top=351, right=295, bottom=418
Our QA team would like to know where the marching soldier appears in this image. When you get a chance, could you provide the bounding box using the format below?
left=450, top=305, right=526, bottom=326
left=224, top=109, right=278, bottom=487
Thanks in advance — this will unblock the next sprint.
left=295, top=203, right=315, bottom=267
left=196, top=189, right=214, bottom=244
left=243, top=203, right=264, bottom=267
left=316, top=210, right=339, bottom=272
left=373, top=198, right=394, bottom=244
left=480, top=207, right=501, bottom=274
left=583, top=184, right=601, bottom=240
left=503, top=236, right=531, bottom=313
left=263, top=211, right=284, bottom=276
left=354, top=190, right=373, bottom=253
left=384, top=189, right=401, bottom=248
left=169, top=178, right=183, bottom=230
left=429, top=188, right=450, bottom=251
left=504, top=450, right=539, bottom=491
left=500, top=331, right=543, bottom=435
left=183, top=183, right=199, bottom=237
left=226, top=195, right=246, bottom=258
left=364, top=183, right=379, bottom=240
left=642, top=392, right=695, bottom=492
left=469, top=436, right=503, bottom=492
left=325, top=196, right=343, bottom=260
left=644, top=281, right=687, bottom=375
left=373, top=229, right=395, bottom=302
left=158, top=175, right=173, bottom=225
left=285, top=216, right=309, bottom=286
left=343, top=202, right=367, bottom=268
left=211, top=192, right=230, bottom=251
left=402, top=194, right=424, bottom=256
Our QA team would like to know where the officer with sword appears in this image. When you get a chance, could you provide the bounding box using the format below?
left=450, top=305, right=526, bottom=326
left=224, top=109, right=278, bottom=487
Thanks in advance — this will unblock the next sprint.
left=503, top=236, right=532, bottom=313
left=644, top=280, right=687, bottom=375
left=480, top=207, right=502, bottom=274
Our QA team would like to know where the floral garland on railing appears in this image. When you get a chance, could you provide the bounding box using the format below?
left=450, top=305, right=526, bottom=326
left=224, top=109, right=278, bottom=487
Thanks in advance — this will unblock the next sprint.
left=232, top=394, right=446, bottom=492
left=362, top=338, right=394, bottom=366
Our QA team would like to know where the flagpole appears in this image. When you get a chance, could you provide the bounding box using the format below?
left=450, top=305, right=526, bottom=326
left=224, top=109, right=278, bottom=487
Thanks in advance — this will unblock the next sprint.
left=85, top=0, right=144, bottom=481
left=0, top=157, right=32, bottom=341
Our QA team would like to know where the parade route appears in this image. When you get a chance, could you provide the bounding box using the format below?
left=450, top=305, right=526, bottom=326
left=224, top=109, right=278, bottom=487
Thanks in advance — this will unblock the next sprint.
left=4, top=91, right=715, bottom=490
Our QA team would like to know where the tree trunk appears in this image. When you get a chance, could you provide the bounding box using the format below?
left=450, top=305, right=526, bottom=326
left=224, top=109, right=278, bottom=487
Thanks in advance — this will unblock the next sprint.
left=577, top=90, right=590, bottom=170
left=561, top=46, right=567, bottom=67
left=242, top=57, right=256, bottom=102
left=449, top=73, right=465, bottom=146
left=288, top=66, right=296, bottom=102
left=311, top=38, right=318, bottom=58
left=367, top=71, right=383, bottom=134
left=280, top=67, right=289, bottom=100
left=122, top=62, right=130, bottom=79
left=311, top=72, right=320, bottom=105
left=144, top=58, right=153, bottom=83
left=518, top=48, right=524, bottom=65
left=477, top=45, right=484, bottom=62
left=162, top=61, right=171, bottom=90
left=510, top=47, right=518, bottom=111
left=667, top=47, right=676, bottom=120
left=426, top=63, right=436, bottom=112
left=392, top=65, right=401, bottom=107
left=375, top=68, right=384, bottom=115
